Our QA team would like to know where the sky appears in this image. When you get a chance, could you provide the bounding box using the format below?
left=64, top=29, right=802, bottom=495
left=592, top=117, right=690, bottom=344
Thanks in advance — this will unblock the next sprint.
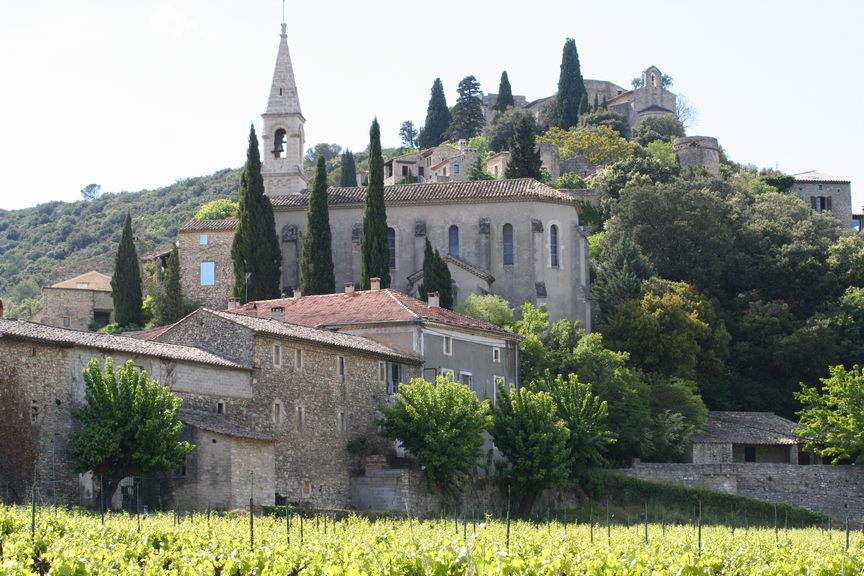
left=1, top=1, right=862, bottom=212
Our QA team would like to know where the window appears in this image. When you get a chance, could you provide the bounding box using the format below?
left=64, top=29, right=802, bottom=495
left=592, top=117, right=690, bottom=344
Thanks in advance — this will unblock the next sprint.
left=401, top=165, right=409, bottom=177
left=493, top=347, right=501, bottom=363
left=387, top=227, right=396, bottom=269
left=30, top=401, right=39, bottom=425
left=460, top=371, right=473, bottom=390
left=388, top=362, right=402, bottom=395
left=200, top=261, right=216, bottom=286
left=199, top=234, right=209, bottom=246
left=76, top=282, right=89, bottom=289
left=549, top=225, right=559, bottom=268
left=502, top=224, right=514, bottom=266
left=337, top=356, right=345, bottom=379
left=216, top=401, right=225, bottom=414
left=62, top=316, right=70, bottom=328
left=443, top=335, right=452, bottom=355
left=811, top=195, right=832, bottom=213
left=448, top=225, right=459, bottom=257
left=744, top=446, right=756, bottom=462
left=338, top=411, right=347, bottom=432
left=295, top=349, right=303, bottom=369
left=273, top=401, right=283, bottom=425
left=273, top=128, right=287, bottom=158
left=296, top=406, right=305, bottom=431
left=301, top=480, right=312, bottom=498
left=418, top=166, right=425, bottom=177
left=379, top=361, right=387, bottom=382
left=273, top=344, right=282, bottom=367
left=453, top=163, right=460, bottom=175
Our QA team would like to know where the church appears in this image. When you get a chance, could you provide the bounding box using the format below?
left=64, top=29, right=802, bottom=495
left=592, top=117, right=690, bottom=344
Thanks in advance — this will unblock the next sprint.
left=181, top=23, right=592, bottom=328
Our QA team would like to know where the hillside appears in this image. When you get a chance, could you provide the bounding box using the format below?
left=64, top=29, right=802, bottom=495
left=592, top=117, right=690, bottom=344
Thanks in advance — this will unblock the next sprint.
left=0, top=168, right=241, bottom=316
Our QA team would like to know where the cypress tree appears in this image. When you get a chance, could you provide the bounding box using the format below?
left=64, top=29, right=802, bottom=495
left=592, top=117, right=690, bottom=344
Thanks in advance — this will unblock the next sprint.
left=417, top=78, right=450, bottom=149
left=340, top=149, right=357, bottom=187
left=493, top=71, right=514, bottom=112
left=593, top=93, right=599, bottom=113
left=300, top=156, right=335, bottom=295
left=419, top=239, right=453, bottom=309
left=360, top=118, right=390, bottom=290
left=505, top=114, right=542, bottom=180
left=554, top=38, right=587, bottom=129
left=111, top=212, right=143, bottom=327
left=155, top=244, right=184, bottom=326
left=579, top=93, right=589, bottom=115
left=593, top=236, right=656, bottom=323
left=231, top=124, right=281, bottom=302
left=602, top=95, right=608, bottom=111
left=467, top=154, right=493, bottom=181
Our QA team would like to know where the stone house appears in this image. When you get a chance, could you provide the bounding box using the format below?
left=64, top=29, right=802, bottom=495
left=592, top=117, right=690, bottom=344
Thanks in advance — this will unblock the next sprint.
left=38, top=271, right=114, bottom=331
left=606, top=66, right=677, bottom=130
left=383, top=144, right=462, bottom=186
left=153, top=308, right=421, bottom=508
left=177, top=219, right=238, bottom=310
left=791, top=171, right=853, bottom=228
left=687, top=411, right=811, bottom=465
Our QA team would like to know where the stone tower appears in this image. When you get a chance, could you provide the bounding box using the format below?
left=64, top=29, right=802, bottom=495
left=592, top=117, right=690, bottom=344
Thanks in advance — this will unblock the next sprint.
left=261, top=23, right=307, bottom=196
left=674, top=136, right=720, bottom=176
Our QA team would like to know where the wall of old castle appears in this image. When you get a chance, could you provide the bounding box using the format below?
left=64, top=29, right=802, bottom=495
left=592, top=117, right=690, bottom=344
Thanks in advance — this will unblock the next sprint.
left=179, top=229, right=235, bottom=311
left=40, top=287, right=113, bottom=331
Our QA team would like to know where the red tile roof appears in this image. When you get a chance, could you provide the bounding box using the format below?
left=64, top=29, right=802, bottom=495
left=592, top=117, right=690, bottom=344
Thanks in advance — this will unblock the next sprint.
left=232, top=289, right=518, bottom=340
left=178, top=219, right=238, bottom=232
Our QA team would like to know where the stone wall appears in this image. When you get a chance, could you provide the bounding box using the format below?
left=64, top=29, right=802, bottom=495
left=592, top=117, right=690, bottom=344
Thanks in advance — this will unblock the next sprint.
left=793, top=181, right=853, bottom=228
left=41, top=287, right=113, bottom=331
left=621, top=461, right=864, bottom=520
left=674, top=136, right=720, bottom=176
left=179, top=229, right=235, bottom=310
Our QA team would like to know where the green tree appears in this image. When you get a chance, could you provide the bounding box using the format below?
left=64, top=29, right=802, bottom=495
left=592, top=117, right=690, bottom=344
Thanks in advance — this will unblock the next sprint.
left=579, top=110, right=630, bottom=138
left=466, top=154, right=493, bottom=181
left=504, top=114, right=542, bottom=179
left=553, top=38, right=587, bottom=129
left=304, top=143, right=342, bottom=164
left=493, top=71, right=514, bottom=111
left=399, top=120, right=418, bottom=149
left=592, top=236, right=656, bottom=323
left=484, top=108, right=536, bottom=153
left=553, top=172, right=587, bottom=189
left=71, top=358, right=194, bottom=505
left=646, top=374, right=708, bottom=461
left=379, top=376, right=489, bottom=499
left=110, top=212, right=143, bottom=328
left=193, top=198, right=239, bottom=220
left=340, top=149, right=357, bottom=187
left=446, top=75, right=485, bottom=141
left=537, top=125, right=635, bottom=166
left=419, top=238, right=453, bottom=309
left=490, top=383, right=570, bottom=514
left=454, top=294, right=514, bottom=327
left=828, top=234, right=864, bottom=288
left=300, top=156, right=335, bottom=295
left=80, top=183, right=102, bottom=201
left=417, top=78, right=450, bottom=149
left=796, top=365, right=864, bottom=464
left=154, top=244, right=183, bottom=326
left=360, top=118, right=390, bottom=290
left=631, top=115, right=685, bottom=147
left=231, top=124, right=281, bottom=302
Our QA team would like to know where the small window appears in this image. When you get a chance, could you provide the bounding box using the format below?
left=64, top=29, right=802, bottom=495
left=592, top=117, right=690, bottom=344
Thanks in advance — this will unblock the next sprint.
left=200, top=261, right=216, bottom=286
left=199, top=234, right=209, bottom=246
left=301, top=480, right=312, bottom=498
left=295, top=349, right=303, bottom=369
left=297, top=406, right=305, bottom=431
left=460, top=371, right=473, bottom=390
left=492, top=347, right=501, bottom=363
left=62, top=316, right=70, bottom=328
left=338, top=411, right=347, bottom=432
left=337, top=356, right=346, bottom=378
left=30, top=401, right=39, bottom=425
left=453, top=163, right=460, bottom=175
left=273, top=344, right=282, bottom=367
left=379, top=361, right=387, bottom=382
left=387, top=228, right=396, bottom=269
left=76, top=282, right=89, bottom=289
left=388, top=362, right=401, bottom=395
left=448, top=225, right=460, bottom=257
left=744, top=446, right=756, bottom=462
left=550, top=225, right=559, bottom=268
left=216, top=401, right=225, bottom=415
left=443, top=335, right=452, bottom=355
left=273, top=401, right=283, bottom=425
left=401, top=165, right=409, bottom=177
left=502, top=224, right=514, bottom=266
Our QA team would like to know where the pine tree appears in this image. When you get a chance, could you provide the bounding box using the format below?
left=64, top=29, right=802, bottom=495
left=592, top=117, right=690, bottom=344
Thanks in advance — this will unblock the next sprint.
left=505, top=115, right=542, bottom=179
left=419, top=239, right=453, bottom=309
left=111, top=212, right=143, bottom=327
left=554, top=38, right=587, bottom=129
left=340, top=149, right=356, bottom=187
left=417, top=78, right=450, bottom=149
left=467, top=154, right=493, bottom=181
left=360, top=118, right=390, bottom=290
left=447, top=75, right=485, bottom=141
left=300, top=156, right=335, bottom=295
left=494, top=71, right=514, bottom=112
left=155, top=244, right=184, bottom=326
left=593, top=236, right=656, bottom=323
left=231, top=124, right=281, bottom=302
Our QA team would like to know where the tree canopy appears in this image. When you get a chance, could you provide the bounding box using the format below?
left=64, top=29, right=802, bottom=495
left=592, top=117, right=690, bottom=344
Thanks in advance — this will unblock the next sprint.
left=360, top=118, right=390, bottom=289
left=417, top=78, right=450, bottom=149
left=446, top=75, right=485, bottom=141
left=795, top=365, right=864, bottom=464
left=553, top=38, right=587, bottom=129
left=493, top=71, right=514, bottom=112
left=194, top=198, right=239, bottom=220
left=153, top=244, right=183, bottom=326
left=504, top=114, right=542, bottom=179
left=339, top=150, right=357, bottom=187
left=419, top=238, right=453, bottom=309
left=110, top=212, right=143, bottom=328
left=300, top=156, right=335, bottom=295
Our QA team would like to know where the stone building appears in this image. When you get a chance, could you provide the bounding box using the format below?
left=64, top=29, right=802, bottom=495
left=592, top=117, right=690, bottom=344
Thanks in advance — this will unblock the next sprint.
left=178, top=219, right=238, bottom=309
left=39, top=271, right=114, bottom=331
left=791, top=171, right=853, bottom=228
left=606, top=66, right=677, bottom=130
left=687, top=412, right=809, bottom=465
left=674, top=136, right=721, bottom=176
left=153, top=308, right=420, bottom=508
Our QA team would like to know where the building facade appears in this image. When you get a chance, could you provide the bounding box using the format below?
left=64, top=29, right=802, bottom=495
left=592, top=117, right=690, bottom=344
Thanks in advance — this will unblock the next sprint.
left=39, top=271, right=114, bottom=331
left=791, top=171, right=853, bottom=228
left=178, top=219, right=238, bottom=310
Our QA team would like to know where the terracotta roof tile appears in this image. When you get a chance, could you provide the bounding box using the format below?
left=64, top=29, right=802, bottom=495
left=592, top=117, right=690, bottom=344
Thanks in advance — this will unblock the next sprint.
left=690, top=411, right=800, bottom=446
left=178, top=219, right=238, bottom=232
left=793, top=171, right=850, bottom=183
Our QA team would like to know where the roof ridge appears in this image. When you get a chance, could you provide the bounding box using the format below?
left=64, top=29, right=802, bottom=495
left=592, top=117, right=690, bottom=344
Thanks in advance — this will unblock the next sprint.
left=384, top=289, right=421, bottom=320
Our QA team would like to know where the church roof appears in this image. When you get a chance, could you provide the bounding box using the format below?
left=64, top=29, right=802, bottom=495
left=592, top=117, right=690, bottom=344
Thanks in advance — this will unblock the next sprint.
left=264, top=23, right=302, bottom=117
left=178, top=219, right=238, bottom=232
left=49, top=271, right=112, bottom=291
left=233, top=289, right=517, bottom=340
left=690, top=411, right=800, bottom=446
left=269, top=178, right=579, bottom=209
left=792, top=171, right=850, bottom=184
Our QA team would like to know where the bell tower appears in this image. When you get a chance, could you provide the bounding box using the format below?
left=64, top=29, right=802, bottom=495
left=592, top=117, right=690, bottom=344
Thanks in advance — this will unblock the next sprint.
left=261, top=22, right=307, bottom=196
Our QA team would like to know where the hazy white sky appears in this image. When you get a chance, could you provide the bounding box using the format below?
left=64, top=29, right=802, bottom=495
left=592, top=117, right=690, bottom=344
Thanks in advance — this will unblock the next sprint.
left=1, top=1, right=861, bottom=211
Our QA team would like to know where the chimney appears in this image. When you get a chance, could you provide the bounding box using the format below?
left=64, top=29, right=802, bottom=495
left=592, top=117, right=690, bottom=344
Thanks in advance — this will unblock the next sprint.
left=428, top=291, right=440, bottom=308
left=344, top=282, right=355, bottom=294
left=370, top=277, right=381, bottom=291
left=293, top=288, right=302, bottom=298
left=227, top=298, right=240, bottom=310
left=270, top=306, right=285, bottom=321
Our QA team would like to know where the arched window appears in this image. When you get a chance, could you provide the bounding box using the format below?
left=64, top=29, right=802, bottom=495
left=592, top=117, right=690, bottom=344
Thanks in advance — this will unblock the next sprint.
left=387, top=227, right=396, bottom=269
left=273, top=128, right=287, bottom=159
left=549, top=224, right=559, bottom=268
left=502, top=224, right=514, bottom=266
left=448, top=225, right=460, bottom=258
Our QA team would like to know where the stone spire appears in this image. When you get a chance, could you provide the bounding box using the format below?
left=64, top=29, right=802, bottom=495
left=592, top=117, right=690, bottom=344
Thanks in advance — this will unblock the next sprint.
left=266, top=23, right=302, bottom=116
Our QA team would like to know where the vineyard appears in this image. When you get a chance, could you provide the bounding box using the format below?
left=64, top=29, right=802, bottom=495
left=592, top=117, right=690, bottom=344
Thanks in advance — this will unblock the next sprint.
left=0, top=505, right=861, bottom=575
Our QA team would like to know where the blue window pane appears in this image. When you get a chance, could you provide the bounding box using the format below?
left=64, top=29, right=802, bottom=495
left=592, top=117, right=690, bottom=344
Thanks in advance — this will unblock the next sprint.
left=200, top=261, right=216, bottom=286
left=449, top=225, right=459, bottom=257
left=550, top=225, right=559, bottom=268
left=503, top=224, right=514, bottom=266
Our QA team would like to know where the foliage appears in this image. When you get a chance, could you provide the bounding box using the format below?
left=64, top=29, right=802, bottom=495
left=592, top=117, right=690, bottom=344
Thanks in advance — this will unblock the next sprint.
left=466, top=154, right=493, bottom=181
left=579, top=111, right=630, bottom=138
left=483, top=107, right=536, bottom=153
left=193, top=198, right=238, bottom=220
left=360, top=118, right=391, bottom=290
left=646, top=140, right=677, bottom=167
left=418, top=238, right=453, bottom=309
left=489, top=383, right=570, bottom=513
left=504, top=114, right=542, bottom=179
left=378, top=376, right=489, bottom=499
left=446, top=75, right=485, bottom=141
left=300, top=156, right=335, bottom=295
left=758, top=171, right=796, bottom=193
left=493, top=71, right=514, bottom=111
left=398, top=121, right=418, bottom=149
left=417, top=78, right=450, bottom=149
left=231, top=124, right=281, bottom=302
left=538, top=125, right=635, bottom=166
left=592, top=154, right=679, bottom=208
left=454, top=294, right=514, bottom=327
left=80, top=183, right=102, bottom=201
left=110, top=212, right=143, bottom=328
left=553, top=172, right=586, bottom=189
left=339, top=149, right=357, bottom=187
left=631, top=116, right=685, bottom=147
left=795, top=365, right=864, bottom=464
left=645, top=374, right=708, bottom=461
left=71, top=358, right=193, bottom=503
left=592, top=235, right=656, bottom=323
left=153, top=244, right=183, bottom=326
left=304, top=143, right=342, bottom=164
left=552, top=38, right=586, bottom=129
left=827, top=234, right=864, bottom=288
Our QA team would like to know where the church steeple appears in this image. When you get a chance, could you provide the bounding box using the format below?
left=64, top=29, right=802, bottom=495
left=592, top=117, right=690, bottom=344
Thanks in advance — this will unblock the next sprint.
left=261, top=22, right=307, bottom=196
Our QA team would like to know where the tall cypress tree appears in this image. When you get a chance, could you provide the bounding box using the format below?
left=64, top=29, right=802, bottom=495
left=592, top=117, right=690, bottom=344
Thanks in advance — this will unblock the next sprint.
left=340, top=149, right=356, bottom=187
left=360, top=118, right=390, bottom=290
left=554, top=38, right=587, bottom=129
left=505, top=115, right=542, bottom=180
left=417, top=78, right=450, bottom=149
left=111, top=212, right=143, bottom=327
left=419, top=238, right=453, bottom=309
left=300, top=156, right=335, bottom=295
left=494, top=71, right=515, bottom=112
left=231, top=124, right=281, bottom=302
left=154, top=244, right=184, bottom=326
